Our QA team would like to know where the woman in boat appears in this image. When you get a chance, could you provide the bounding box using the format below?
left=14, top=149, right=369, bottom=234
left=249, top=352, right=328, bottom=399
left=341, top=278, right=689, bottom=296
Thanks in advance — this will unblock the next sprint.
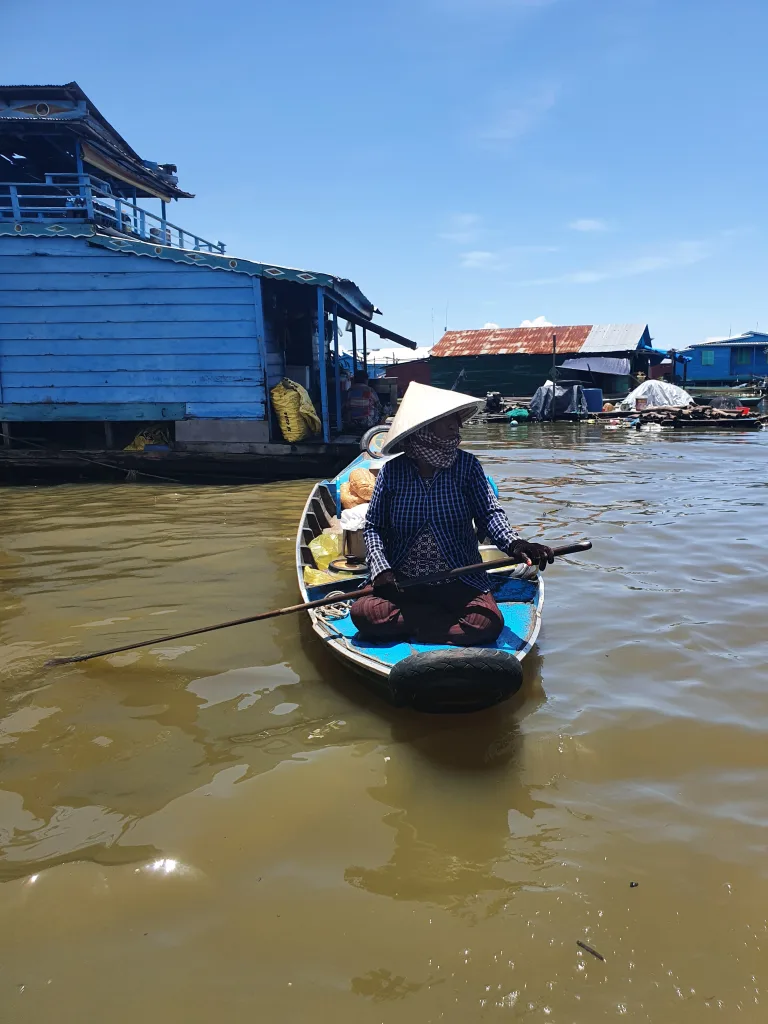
left=350, top=383, right=553, bottom=646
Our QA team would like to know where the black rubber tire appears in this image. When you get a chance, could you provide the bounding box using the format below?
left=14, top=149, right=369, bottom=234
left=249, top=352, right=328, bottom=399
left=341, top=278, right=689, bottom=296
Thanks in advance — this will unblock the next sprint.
left=359, top=425, right=389, bottom=457
left=388, top=648, right=524, bottom=714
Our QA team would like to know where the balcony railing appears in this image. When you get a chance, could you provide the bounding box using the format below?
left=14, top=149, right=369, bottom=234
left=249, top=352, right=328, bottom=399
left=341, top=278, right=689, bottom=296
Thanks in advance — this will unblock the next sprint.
left=0, top=173, right=225, bottom=253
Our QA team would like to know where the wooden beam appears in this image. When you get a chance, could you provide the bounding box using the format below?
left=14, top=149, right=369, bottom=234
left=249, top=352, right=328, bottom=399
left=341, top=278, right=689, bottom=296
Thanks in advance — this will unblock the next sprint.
left=0, top=403, right=186, bottom=422
left=316, top=288, right=330, bottom=443
left=332, top=305, right=341, bottom=433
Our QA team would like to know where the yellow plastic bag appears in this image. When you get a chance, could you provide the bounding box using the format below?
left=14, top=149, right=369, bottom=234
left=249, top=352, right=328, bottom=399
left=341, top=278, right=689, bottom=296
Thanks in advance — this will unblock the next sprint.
left=309, top=532, right=341, bottom=570
left=271, top=378, right=322, bottom=443
left=303, top=566, right=342, bottom=587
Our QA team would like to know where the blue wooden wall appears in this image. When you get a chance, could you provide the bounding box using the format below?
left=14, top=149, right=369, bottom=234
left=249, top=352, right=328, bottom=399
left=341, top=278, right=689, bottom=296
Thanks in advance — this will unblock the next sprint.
left=0, top=236, right=267, bottom=419
left=686, top=342, right=768, bottom=383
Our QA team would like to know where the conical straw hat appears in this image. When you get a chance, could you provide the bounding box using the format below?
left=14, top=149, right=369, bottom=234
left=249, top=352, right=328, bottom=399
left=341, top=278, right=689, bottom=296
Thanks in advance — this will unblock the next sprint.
left=381, top=382, right=483, bottom=454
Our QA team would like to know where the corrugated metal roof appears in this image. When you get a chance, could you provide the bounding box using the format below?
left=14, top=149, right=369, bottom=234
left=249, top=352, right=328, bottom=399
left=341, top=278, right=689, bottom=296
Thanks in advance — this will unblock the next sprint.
left=582, top=323, right=650, bottom=353
left=432, top=325, right=591, bottom=357
left=432, top=323, right=650, bottom=358
left=688, top=331, right=768, bottom=348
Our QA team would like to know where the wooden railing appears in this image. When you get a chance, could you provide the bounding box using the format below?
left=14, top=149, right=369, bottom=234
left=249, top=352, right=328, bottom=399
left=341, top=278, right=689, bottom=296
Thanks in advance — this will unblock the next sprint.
left=0, top=173, right=225, bottom=253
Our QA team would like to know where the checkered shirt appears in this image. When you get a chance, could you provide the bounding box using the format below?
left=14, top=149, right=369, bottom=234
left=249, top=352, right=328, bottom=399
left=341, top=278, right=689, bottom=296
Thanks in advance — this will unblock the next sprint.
left=364, top=449, right=520, bottom=592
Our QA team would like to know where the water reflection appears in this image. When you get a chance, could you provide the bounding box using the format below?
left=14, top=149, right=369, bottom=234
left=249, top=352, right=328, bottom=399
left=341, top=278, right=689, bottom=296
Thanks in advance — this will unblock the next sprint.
left=346, top=654, right=550, bottom=916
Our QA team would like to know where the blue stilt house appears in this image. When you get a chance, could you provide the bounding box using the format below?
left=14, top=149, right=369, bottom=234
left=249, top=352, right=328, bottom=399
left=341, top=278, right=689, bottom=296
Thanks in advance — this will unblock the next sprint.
left=0, top=82, right=415, bottom=478
left=683, top=332, right=768, bottom=387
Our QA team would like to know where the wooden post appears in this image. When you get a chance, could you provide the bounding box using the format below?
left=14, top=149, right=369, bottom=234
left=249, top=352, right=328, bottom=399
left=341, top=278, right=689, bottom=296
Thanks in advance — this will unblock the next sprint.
left=1, top=422, right=10, bottom=448
left=316, top=288, right=330, bottom=443
left=104, top=422, right=114, bottom=449
left=551, top=333, right=557, bottom=423
left=351, top=323, right=358, bottom=373
left=362, top=326, right=368, bottom=377
left=333, top=305, right=342, bottom=433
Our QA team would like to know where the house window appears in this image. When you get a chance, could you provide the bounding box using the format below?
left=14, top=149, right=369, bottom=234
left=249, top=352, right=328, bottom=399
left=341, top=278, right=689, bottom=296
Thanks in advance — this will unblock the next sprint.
left=701, top=349, right=714, bottom=365
left=735, top=348, right=752, bottom=365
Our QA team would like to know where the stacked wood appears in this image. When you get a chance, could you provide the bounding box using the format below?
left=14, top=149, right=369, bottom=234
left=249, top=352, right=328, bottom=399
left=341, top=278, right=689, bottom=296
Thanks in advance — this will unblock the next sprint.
left=636, top=404, right=763, bottom=429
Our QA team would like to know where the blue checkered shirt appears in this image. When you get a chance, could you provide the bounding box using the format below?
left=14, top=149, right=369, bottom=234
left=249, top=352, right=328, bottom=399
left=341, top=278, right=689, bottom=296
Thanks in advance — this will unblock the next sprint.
left=364, top=450, right=520, bottom=592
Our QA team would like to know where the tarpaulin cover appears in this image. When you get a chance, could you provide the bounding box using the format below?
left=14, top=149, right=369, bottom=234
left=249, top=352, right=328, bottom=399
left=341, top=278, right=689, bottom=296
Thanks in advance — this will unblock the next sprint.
left=619, top=380, right=694, bottom=411
left=529, top=383, right=589, bottom=421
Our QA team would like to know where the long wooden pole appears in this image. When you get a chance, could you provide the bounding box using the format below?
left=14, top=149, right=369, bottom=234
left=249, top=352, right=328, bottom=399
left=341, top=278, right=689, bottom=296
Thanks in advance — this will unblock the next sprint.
left=45, top=541, right=591, bottom=668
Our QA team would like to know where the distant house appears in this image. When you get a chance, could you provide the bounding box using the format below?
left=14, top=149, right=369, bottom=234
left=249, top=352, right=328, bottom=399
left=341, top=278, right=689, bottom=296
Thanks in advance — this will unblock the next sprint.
left=430, top=323, right=660, bottom=397
left=684, top=332, right=768, bottom=386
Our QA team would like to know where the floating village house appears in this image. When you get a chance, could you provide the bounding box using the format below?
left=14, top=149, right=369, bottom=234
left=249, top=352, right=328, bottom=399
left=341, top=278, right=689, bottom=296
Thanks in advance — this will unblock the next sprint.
left=0, top=82, right=415, bottom=480
left=429, top=323, right=667, bottom=397
left=683, top=332, right=768, bottom=387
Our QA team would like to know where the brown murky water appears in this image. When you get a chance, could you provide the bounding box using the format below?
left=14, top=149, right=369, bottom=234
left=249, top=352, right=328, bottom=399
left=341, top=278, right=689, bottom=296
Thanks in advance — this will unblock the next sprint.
left=2, top=422, right=768, bottom=1022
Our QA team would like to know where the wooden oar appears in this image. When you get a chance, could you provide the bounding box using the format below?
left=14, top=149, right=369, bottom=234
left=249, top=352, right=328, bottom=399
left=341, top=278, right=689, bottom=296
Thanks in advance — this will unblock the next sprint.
left=45, top=540, right=591, bottom=667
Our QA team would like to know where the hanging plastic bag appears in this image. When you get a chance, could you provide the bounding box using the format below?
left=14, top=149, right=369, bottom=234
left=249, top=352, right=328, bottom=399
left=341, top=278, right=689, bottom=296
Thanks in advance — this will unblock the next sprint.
left=271, top=378, right=322, bottom=443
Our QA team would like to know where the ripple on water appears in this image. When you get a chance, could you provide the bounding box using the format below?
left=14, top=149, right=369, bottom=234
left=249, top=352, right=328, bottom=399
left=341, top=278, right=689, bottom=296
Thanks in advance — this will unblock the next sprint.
left=1, top=428, right=768, bottom=1021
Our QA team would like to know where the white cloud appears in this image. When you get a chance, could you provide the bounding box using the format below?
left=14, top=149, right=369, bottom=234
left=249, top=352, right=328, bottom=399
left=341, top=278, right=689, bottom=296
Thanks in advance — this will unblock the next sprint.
left=515, top=240, right=713, bottom=287
left=461, top=250, right=497, bottom=269
left=483, top=322, right=501, bottom=329
left=519, top=315, right=554, bottom=327
left=478, top=85, right=558, bottom=146
left=460, top=244, right=558, bottom=270
left=439, top=213, right=481, bottom=244
left=569, top=218, right=610, bottom=232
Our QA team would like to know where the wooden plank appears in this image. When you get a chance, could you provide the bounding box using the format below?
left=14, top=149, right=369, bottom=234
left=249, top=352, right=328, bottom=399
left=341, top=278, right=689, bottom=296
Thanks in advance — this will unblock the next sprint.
left=1, top=354, right=262, bottom=372
left=184, top=402, right=266, bottom=419
left=2, top=386, right=263, bottom=403
left=0, top=271, right=250, bottom=290
left=0, top=288, right=256, bottom=308
left=0, top=403, right=186, bottom=422
left=0, top=237, right=106, bottom=258
left=0, top=305, right=258, bottom=324
left=0, top=322, right=258, bottom=342
left=4, top=371, right=265, bottom=388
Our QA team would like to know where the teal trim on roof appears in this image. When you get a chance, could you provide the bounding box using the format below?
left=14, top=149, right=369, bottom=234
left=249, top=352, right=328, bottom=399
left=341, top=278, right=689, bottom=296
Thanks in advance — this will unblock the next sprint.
left=0, top=221, right=95, bottom=238
left=88, top=235, right=375, bottom=318
left=0, top=223, right=375, bottom=318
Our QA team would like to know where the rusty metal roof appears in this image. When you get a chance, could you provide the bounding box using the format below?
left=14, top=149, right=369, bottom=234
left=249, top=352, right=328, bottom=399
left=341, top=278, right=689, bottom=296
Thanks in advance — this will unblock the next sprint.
left=432, top=325, right=591, bottom=357
left=431, top=323, right=650, bottom=358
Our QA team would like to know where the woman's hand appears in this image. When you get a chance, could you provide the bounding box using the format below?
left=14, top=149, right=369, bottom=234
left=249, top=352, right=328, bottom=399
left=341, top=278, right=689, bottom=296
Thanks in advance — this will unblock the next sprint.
left=372, top=570, right=402, bottom=603
left=509, top=539, right=555, bottom=571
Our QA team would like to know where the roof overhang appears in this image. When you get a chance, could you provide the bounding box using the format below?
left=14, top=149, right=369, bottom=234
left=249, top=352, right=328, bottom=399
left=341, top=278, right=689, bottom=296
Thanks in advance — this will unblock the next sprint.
left=0, top=82, right=192, bottom=200
left=331, top=307, right=417, bottom=350
left=80, top=142, right=177, bottom=202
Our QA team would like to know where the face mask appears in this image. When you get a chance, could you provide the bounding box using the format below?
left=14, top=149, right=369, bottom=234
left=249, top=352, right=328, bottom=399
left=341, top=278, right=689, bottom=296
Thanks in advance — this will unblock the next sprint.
left=402, top=426, right=461, bottom=468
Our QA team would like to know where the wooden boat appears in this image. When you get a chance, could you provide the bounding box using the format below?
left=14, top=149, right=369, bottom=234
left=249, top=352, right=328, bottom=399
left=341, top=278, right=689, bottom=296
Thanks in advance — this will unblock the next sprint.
left=296, top=430, right=543, bottom=714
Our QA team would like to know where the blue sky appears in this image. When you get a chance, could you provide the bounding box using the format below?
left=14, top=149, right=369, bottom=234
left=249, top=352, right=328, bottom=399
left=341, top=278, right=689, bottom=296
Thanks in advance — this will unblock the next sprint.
left=5, top=0, right=767, bottom=349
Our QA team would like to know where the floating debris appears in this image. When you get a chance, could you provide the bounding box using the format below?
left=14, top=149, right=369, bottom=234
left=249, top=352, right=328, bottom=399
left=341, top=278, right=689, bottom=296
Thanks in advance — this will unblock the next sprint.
left=577, top=940, right=605, bottom=962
